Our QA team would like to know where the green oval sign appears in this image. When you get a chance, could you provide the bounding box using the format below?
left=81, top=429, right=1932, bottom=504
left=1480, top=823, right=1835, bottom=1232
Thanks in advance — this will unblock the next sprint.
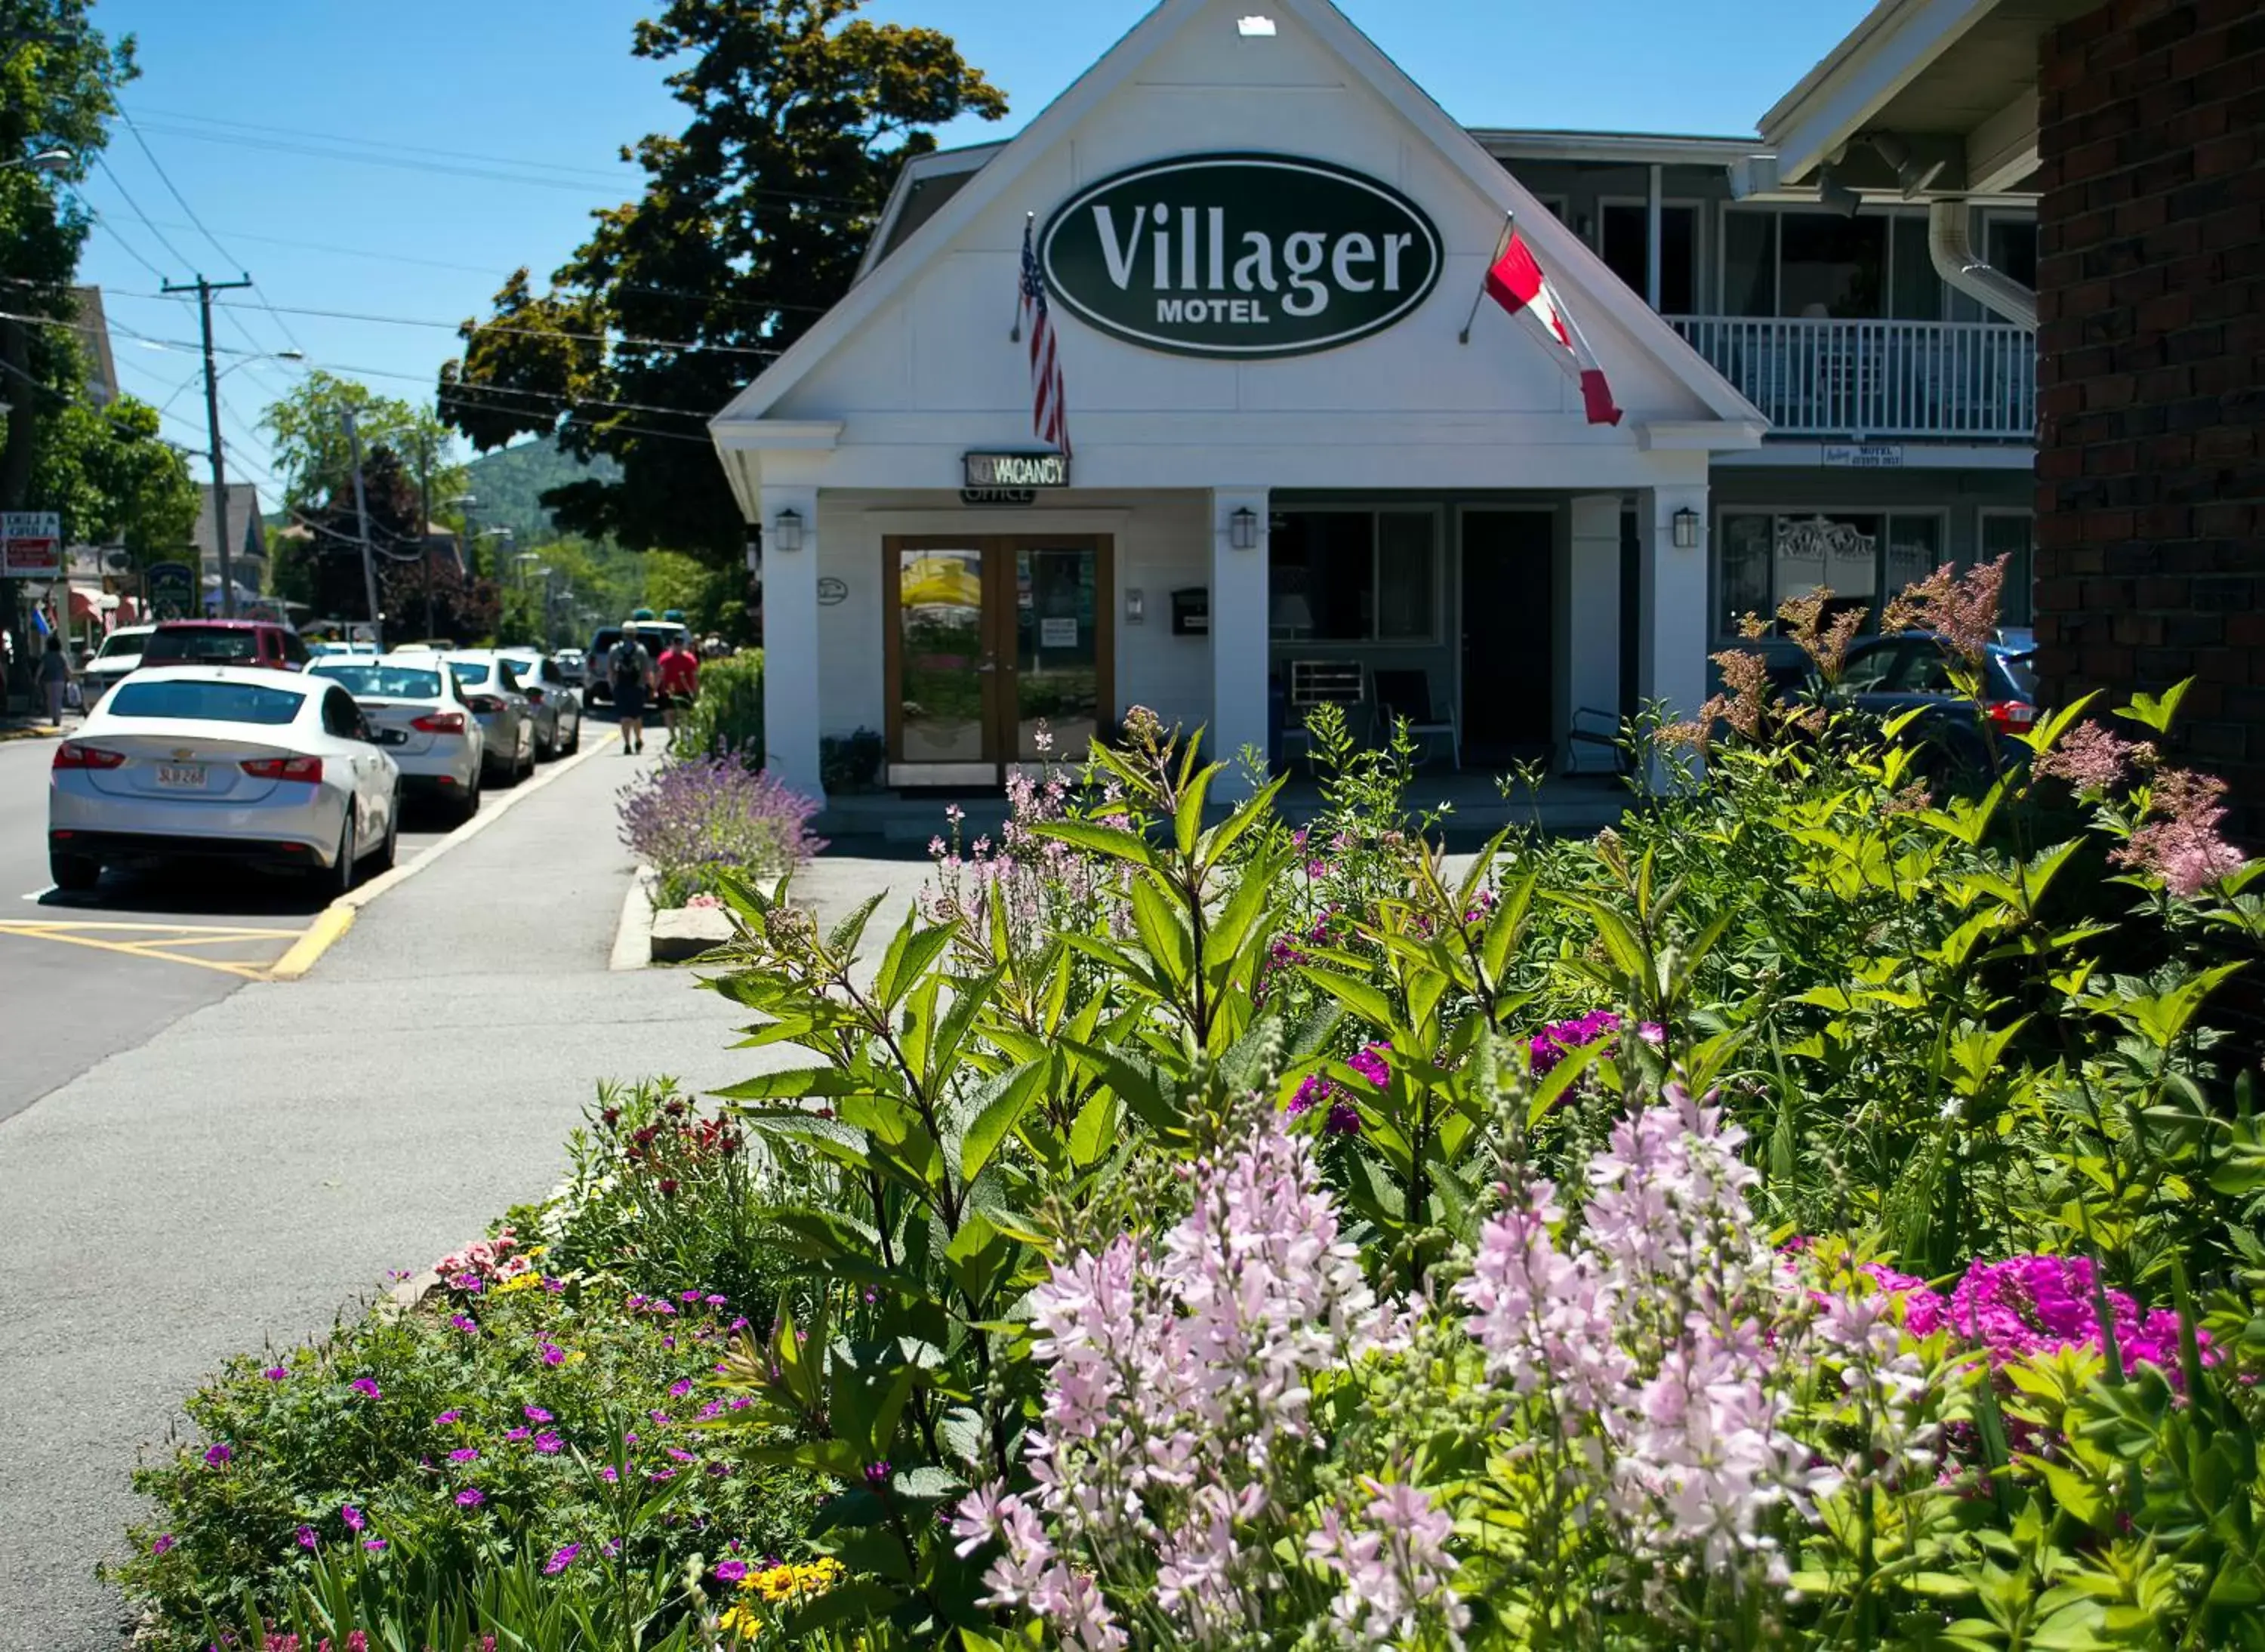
left=1040, top=153, right=1441, bottom=359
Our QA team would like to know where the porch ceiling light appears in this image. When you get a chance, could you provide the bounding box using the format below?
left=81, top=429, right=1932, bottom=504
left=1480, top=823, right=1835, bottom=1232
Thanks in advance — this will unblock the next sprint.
left=1816, top=165, right=1861, bottom=219
left=1229, top=506, right=1259, bottom=550
left=773, top=508, right=804, bottom=553
left=1672, top=507, right=1700, bottom=551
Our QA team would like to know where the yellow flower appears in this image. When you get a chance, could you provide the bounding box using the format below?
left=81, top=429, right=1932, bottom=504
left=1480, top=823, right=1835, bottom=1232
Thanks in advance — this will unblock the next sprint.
left=736, top=1557, right=846, bottom=1605
left=490, top=1272, right=544, bottom=1296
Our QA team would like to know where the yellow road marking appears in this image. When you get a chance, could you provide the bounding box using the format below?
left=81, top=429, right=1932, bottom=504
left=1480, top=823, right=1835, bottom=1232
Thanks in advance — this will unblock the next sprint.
left=1, top=918, right=304, bottom=935
left=0, top=923, right=285, bottom=979
left=267, top=906, right=355, bottom=982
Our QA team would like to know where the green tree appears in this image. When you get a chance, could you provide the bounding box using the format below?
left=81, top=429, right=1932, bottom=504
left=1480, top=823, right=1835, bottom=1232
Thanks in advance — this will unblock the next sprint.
left=257, top=369, right=465, bottom=521
left=438, top=0, right=1006, bottom=564
left=29, top=384, right=199, bottom=561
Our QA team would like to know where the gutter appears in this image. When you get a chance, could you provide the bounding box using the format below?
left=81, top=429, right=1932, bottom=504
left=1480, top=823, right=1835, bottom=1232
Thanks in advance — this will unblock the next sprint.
left=1928, top=198, right=2035, bottom=329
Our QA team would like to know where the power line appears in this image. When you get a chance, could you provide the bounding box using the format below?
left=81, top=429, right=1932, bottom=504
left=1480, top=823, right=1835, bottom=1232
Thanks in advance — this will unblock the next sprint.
left=89, top=154, right=202, bottom=272
left=131, top=106, right=644, bottom=188
left=85, top=208, right=175, bottom=284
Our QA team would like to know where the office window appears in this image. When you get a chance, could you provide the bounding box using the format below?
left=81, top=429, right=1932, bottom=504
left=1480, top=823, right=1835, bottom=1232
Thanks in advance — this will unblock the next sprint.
left=1980, top=511, right=2034, bottom=626
left=1271, top=510, right=1437, bottom=643
left=1716, top=510, right=1947, bottom=636
left=1601, top=202, right=1697, bottom=313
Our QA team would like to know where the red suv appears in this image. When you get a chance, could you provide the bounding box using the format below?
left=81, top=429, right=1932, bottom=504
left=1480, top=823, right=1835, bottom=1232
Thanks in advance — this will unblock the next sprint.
left=139, top=620, right=311, bottom=673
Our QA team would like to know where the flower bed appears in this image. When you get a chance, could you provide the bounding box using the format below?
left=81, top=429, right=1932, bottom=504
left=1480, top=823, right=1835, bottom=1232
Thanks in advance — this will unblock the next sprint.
left=617, top=753, right=824, bottom=911
left=119, top=563, right=2265, bottom=1650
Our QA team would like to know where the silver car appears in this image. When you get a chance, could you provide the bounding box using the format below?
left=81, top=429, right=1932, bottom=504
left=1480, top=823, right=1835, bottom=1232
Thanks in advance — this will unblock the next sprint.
left=441, top=651, right=535, bottom=787
left=498, top=651, right=583, bottom=760
left=312, top=652, right=487, bottom=823
left=48, top=667, right=401, bottom=895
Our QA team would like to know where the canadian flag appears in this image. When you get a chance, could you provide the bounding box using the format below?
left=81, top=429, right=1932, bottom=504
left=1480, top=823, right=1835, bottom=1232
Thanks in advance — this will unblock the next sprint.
left=1483, top=227, right=1622, bottom=427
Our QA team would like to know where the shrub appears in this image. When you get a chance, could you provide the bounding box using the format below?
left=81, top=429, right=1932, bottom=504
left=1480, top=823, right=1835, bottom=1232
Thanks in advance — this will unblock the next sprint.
left=618, top=753, right=823, bottom=909
left=672, top=649, right=763, bottom=763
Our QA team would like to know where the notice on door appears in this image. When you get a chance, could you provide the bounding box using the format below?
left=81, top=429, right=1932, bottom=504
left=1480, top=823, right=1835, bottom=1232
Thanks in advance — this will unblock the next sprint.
left=1039, top=616, right=1079, bottom=649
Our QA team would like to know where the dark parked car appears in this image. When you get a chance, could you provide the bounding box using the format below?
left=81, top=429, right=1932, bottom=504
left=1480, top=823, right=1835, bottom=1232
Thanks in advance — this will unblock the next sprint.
left=1823, top=630, right=2042, bottom=780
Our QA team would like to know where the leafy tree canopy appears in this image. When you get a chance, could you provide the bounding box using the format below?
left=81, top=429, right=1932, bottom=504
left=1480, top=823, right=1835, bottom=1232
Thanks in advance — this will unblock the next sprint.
left=257, top=369, right=465, bottom=520
left=29, top=378, right=199, bottom=560
left=438, top=0, right=1007, bottom=563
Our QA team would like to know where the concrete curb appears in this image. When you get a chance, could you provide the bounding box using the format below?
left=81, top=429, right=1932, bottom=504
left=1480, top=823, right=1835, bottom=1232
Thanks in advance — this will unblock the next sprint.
left=609, top=867, right=658, bottom=972
left=270, top=727, right=621, bottom=982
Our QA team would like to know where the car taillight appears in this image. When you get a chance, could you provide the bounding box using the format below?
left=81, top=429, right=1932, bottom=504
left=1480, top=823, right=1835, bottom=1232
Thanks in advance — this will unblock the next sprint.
left=241, top=755, right=324, bottom=783
left=524, top=687, right=545, bottom=704
left=53, top=741, right=126, bottom=771
left=411, top=711, right=467, bottom=734
left=1986, top=700, right=2038, bottom=731
left=464, top=694, right=504, bottom=714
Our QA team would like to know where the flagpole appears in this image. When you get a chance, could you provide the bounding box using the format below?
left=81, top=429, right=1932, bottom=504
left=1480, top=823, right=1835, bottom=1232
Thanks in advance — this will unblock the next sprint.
left=1459, top=209, right=1516, bottom=344
left=1010, top=211, right=1034, bottom=342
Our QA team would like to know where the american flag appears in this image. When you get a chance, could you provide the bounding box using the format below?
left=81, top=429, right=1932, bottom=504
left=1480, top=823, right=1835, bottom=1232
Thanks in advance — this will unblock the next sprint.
left=1019, top=219, right=1071, bottom=455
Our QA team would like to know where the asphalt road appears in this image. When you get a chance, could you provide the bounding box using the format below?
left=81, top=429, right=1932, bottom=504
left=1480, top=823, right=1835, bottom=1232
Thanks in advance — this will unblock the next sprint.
left=2, top=729, right=463, bottom=1125
left=0, top=724, right=836, bottom=1651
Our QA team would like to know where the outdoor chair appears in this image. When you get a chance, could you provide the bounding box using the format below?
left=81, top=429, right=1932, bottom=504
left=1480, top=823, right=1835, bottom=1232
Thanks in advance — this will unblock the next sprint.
left=1371, top=667, right=1459, bottom=769
left=1281, top=659, right=1367, bottom=771
left=1564, top=704, right=1630, bottom=775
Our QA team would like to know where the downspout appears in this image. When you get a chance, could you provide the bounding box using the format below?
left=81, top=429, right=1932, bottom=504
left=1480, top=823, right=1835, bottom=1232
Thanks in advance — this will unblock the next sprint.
left=1928, top=199, right=2035, bottom=329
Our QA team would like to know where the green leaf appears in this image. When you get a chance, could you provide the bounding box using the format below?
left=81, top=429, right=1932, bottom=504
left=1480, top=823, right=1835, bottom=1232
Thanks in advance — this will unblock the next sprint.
left=1302, top=968, right=1398, bottom=1035
left=872, top=911, right=954, bottom=1012
left=712, top=1065, right=864, bottom=1100
left=1126, top=874, right=1194, bottom=990
left=1068, top=1090, right=1120, bottom=1168
left=1029, top=819, right=1159, bottom=868
left=1195, top=771, right=1286, bottom=874
left=958, top=1061, right=1046, bottom=1182
left=2113, top=679, right=2190, bottom=735
left=1059, top=1037, right=1178, bottom=1136
left=1174, top=763, right=1216, bottom=859
left=826, top=891, right=889, bottom=960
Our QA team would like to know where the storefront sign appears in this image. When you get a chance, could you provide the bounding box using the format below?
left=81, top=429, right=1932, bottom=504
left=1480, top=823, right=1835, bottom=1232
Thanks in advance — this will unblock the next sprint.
left=1823, top=442, right=1905, bottom=469
left=1040, top=153, right=1441, bottom=359
left=963, top=452, right=1068, bottom=489
left=1775, top=516, right=1875, bottom=566
left=145, top=560, right=196, bottom=621
left=816, top=577, right=849, bottom=606
left=0, top=511, right=62, bottom=577
left=960, top=487, right=1038, bottom=507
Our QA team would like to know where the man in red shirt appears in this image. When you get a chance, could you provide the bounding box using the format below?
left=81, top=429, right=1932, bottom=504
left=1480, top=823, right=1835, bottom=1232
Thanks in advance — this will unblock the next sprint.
left=655, top=636, right=701, bottom=747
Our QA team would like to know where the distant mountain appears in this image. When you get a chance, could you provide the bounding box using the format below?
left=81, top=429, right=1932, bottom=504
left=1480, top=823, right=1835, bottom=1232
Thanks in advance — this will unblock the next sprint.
left=461, top=436, right=622, bottom=546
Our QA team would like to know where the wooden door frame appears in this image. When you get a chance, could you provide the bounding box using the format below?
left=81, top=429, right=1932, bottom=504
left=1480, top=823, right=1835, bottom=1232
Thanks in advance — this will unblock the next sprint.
left=881, top=532, right=1116, bottom=786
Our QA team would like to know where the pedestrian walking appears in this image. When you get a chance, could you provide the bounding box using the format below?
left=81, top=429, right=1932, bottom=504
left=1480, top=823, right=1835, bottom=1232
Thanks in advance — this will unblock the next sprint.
left=36, top=634, right=72, bottom=727
left=655, top=635, right=700, bottom=747
left=609, top=626, right=655, bottom=754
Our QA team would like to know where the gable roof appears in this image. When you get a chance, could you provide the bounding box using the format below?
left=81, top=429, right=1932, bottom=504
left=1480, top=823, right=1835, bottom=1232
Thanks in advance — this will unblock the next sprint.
left=716, top=0, right=1763, bottom=436
left=193, top=483, right=267, bottom=563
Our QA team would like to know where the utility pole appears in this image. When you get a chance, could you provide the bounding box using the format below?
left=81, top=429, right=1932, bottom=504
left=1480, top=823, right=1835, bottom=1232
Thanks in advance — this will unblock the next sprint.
left=161, top=276, right=254, bottom=618
left=341, top=408, right=384, bottom=652
left=415, top=436, right=436, bottom=643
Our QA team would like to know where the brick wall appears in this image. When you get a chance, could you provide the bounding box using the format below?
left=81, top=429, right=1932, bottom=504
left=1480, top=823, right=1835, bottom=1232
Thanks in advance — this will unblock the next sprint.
left=2033, top=0, right=2265, bottom=841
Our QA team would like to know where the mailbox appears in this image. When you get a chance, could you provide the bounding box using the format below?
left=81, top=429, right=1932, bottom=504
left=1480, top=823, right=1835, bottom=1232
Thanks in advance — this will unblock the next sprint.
left=1170, top=587, right=1210, bottom=636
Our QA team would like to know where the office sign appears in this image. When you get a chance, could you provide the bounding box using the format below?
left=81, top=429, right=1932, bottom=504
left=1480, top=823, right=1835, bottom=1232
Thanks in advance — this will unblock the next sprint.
left=1041, top=153, right=1441, bottom=358
left=960, top=487, right=1037, bottom=507
left=963, top=452, right=1068, bottom=489
left=1, top=511, right=61, bottom=577
left=1823, top=442, right=1905, bottom=469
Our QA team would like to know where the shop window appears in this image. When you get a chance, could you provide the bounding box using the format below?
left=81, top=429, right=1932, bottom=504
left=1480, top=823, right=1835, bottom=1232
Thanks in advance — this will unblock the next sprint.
left=1600, top=203, right=1696, bottom=313
left=1271, top=509, right=1436, bottom=643
left=1715, top=510, right=1946, bottom=637
left=1980, top=510, right=2034, bottom=626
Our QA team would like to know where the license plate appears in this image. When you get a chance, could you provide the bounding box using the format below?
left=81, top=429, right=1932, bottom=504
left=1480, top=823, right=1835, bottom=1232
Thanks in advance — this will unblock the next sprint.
left=156, top=764, right=207, bottom=789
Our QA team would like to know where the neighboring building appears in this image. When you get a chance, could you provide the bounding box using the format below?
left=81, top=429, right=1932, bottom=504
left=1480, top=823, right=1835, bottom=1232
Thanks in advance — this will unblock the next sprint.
left=192, top=482, right=270, bottom=596
left=708, top=0, right=2038, bottom=808
left=1756, top=0, right=2261, bottom=840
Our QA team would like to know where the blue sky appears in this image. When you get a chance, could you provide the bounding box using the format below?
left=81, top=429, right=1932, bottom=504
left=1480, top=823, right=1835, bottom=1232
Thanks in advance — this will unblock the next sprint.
left=76, top=0, right=1866, bottom=506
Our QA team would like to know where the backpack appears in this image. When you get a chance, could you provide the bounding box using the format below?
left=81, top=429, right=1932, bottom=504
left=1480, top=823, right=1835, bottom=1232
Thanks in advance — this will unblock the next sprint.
left=611, top=642, right=646, bottom=692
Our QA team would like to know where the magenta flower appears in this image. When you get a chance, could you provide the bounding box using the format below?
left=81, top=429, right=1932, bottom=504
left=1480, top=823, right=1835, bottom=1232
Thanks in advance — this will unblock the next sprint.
left=262, top=1367, right=289, bottom=1382
left=599, top=1466, right=619, bottom=1483
left=150, top=1533, right=176, bottom=1556
left=340, top=1504, right=365, bottom=1533
left=540, top=1342, right=565, bottom=1367
left=545, top=1543, right=580, bottom=1575
left=505, top=1427, right=531, bottom=1442
left=349, top=1379, right=381, bottom=1400
left=448, top=1447, right=479, bottom=1464
left=665, top=1447, right=696, bottom=1463
left=295, top=1525, right=317, bottom=1550
left=668, top=1379, right=693, bottom=1398
left=202, top=1443, right=232, bottom=1468
left=532, top=1432, right=563, bottom=1455
left=715, top=1558, right=749, bottom=1582
left=449, top=1315, right=479, bottom=1335
left=523, top=1405, right=553, bottom=1423
left=455, top=1488, right=484, bottom=1508
left=433, top=1409, right=461, bottom=1426
left=363, top=1538, right=387, bottom=1552
left=1947, top=1254, right=2211, bottom=1377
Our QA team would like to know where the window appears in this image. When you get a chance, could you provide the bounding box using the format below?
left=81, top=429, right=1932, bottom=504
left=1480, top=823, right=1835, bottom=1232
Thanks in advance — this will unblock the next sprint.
left=1601, top=203, right=1697, bottom=313
left=1780, top=214, right=1886, bottom=317
left=312, top=664, right=444, bottom=699
left=1715, top=510, right=1946, bottom=637
left=1987, top=218, right=2038, bottom=289
left=1722, top=210, right=1944, bottom=319
left=1269, top=509, right=1437, bottom=643
left=1980, top=510, right=2035, bottom=626
left=1723, top=211, right=1777, bottom=317
left=108, top=680, right=304, bottom=724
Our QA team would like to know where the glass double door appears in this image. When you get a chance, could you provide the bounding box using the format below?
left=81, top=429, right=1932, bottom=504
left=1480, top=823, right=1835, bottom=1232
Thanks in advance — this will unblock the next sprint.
left=883, top=535, right=1112, bottom=785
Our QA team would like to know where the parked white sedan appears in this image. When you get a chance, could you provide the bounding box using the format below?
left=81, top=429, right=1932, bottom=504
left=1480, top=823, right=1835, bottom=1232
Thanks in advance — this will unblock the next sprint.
left=312, top=652, right=487, bottom=822
left=47, top=666, right=401, bottom=896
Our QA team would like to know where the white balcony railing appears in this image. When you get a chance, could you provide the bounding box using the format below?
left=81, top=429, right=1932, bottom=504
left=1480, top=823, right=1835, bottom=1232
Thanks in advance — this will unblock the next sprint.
left=1668, top=316, right=2036, bottom=442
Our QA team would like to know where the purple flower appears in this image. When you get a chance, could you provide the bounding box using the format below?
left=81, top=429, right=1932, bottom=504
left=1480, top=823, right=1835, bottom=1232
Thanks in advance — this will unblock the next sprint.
left=864, top=1460, right=892, bottom=1485
left=704, top=1293, right=727, bottom=1307
left=433, top=1410, right=461, bottom=1426
left=150, top=1533, right=176, bottom=1557
left=1346, top=1041, right=1391, bottom=1086
left=543, top=1277, right=565, bottom=1293
left=504, top=1428, right=531, bottom=1442
left=449, top=1315, right=479, bottom=1335
left=665, top=1447, right=696, bottom=1463
left=667, top=1379, right=693, bottom=1398
left=340, top=1504, right=365, bottom=1533
left=648, top=1468, right=676, bottom=1482
left=1527, top=1009, right=1634, bottom=1077
left=522, top=1405, right=553, bottom=1423
left=448, top=1447, right=479, bottom=1463
left=262, top=1366, right=289, bottom=1382
left=363, top=1538, right=387, bottom=1552
left=715, top=1559, right=749, bottom=1582
left=544, top=1543, right=580, bottom=1575
left=295, top=1525, right=318, bottom=1550
left=202, top=1443, right=232, bottom=1468
left=680, top=1290, right=701, bottom=1303
left=540, top=1343, right=565, bottom=1367
left=350, top=1379, right=381, bottom=1400
left=454, top=1488, right=483, bottom=1508
left=599, top=1466, right=619, bottom=1483
left=1324, top=1101, right=1362, bottom=1136
left=532, top=1432, right=563, bottom=1455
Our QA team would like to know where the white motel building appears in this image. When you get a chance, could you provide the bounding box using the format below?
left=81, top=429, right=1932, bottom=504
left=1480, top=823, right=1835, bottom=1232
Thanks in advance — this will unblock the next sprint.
left=708, top=0, right=2040, bottom=805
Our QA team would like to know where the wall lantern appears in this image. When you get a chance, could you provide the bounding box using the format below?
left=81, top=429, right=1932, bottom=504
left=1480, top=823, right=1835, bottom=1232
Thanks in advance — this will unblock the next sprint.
left=1672, top=507, right=1700, bottom=551
left=1229, top=507, right=1259, bottom=550
left=772, top=508, right=804, bottom=553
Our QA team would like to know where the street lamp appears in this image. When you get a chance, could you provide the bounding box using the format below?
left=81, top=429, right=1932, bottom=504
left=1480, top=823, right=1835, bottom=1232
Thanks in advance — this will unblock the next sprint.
left=2, top=148, right=75, bottom=175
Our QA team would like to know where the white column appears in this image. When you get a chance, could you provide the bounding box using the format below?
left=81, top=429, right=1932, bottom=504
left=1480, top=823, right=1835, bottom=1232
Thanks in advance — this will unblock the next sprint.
left=1208, top=488, right=1270, bottom=797
left=1645, top=164, right=1664, bottom=310
left=757, top=482, right=825, bottom=806
left=1638, top=482, right=1711, bottom=727
left=1559, top=494, right=1622, bottom=769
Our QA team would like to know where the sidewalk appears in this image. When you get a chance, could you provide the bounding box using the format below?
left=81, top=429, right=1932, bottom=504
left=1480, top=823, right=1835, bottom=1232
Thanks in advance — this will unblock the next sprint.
left=0, top=746, right=812, bottom=1652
